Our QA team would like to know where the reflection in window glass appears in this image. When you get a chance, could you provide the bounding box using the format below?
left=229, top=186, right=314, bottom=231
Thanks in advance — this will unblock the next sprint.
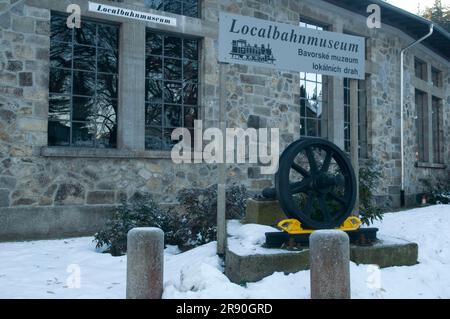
left=431, top=67, right=442, bottom=87
left=299, top=20, right=328, bottom=139
left=343, top=78, right=367, bottom=157
left=414, top=58, right=427, bottom=81
left=432, top=97, right=444, bottom=164
left=145, top=31, right=199, bottom=150
left=415, top=90, right=429, bottom=162
left=49, top=14, right=119, bottom=148
left=144, top=0, right=199, bottom=18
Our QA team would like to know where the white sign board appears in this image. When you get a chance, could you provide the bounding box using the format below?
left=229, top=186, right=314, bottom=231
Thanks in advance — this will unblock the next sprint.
left=219, top=13, right=365, bottom=79
left=88, top=2, right=177, bottom=27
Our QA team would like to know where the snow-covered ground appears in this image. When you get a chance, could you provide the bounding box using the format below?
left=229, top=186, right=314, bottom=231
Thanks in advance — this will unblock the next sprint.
left=0, top=205, right=449, bottom=299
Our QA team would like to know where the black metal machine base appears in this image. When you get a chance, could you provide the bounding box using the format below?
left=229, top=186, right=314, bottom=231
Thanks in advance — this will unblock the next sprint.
left=265, top=227, right=379, bottom=248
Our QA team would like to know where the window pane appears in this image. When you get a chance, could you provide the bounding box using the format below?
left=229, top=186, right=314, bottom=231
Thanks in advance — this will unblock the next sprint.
left=73, top=45, right=96, bottom=70
left=144, top=0, right=163, bottom=10
left=146, top=79, right=163, bottom=102
left=307, top=100, right=319, bottom=118
left=51, top=15, right=72, bottom=43
left=49, top=68, right=71, bottom=94
left=96, top=121, right=116, bottom=148
left=49, top=95, right=70, bottom=121
left=183, top=82, right=198, bottom=105
left=306, top=119, right=318, bottom=136
left=97, top=73, right=118, bottom=99
left=183, top=0, right=198, bottom=18
left=164, top=82, right=182, bottom=104
left=146, top=103, right=162, bottom=126
left=163, top=128, right=178, bottom=150
left=48, top=121, right=70, bottom=146
left=97, top=24, right=118, bottom=50
left=73, top=71, right=96, bottom=96
left=146, top=33, right=163, bottom=56
left=98, top=49, right=118, bottom=74
left=184, top=39, right=199, bottom=60
left=72, top=122, right=96, bottom=147
left=75, top=21, right=96, bottom=46
left=184, top=106, right=197, bottom=128
left=145, top=127, right=162, bottom=149
left=183, top=60, right=198, bottom=81
left=146, top=56, right=163, bottom=79
left=164, top=105, right=182, bottom=127
left=305, top=81, right=316, bottom=99
left=97, top=98, right=117, bottom=126
left=164, top=1, right=182, bottom=15
left=50, top=43, right=72, bottom=68
left=306, top=73, right=316, bottom=81
left=164, top=58, right=182, bottom=80
left=164, top=36, right=182, bottom=58
left=73, top=96, right=97, bottom=121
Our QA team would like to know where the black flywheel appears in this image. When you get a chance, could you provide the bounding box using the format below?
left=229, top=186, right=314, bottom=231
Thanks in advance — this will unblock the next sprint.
left=275, top=138, right=357, bottom=229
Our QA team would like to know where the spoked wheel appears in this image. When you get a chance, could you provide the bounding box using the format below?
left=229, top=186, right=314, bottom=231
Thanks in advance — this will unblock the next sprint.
left=275, top=138, right=356, bottom=229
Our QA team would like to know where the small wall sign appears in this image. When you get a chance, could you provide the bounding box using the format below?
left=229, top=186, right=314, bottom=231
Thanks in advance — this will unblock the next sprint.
left=219, top=13, right=365, bottom=79
left=88, top=2, right=177, bottom=27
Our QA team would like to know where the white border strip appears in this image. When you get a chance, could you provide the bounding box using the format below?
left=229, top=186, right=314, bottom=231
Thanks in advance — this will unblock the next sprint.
left=88, top=2, right=177, bottom=26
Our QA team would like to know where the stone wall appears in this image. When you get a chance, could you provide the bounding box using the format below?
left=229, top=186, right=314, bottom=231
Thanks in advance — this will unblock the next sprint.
left=0, top=0, right=449, bottom=240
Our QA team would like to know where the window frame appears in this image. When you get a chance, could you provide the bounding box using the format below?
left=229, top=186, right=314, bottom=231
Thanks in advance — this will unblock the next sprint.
left=414, top=57, right=427, bottom=81
left=343, top=78, right=367, bottom=157
left=144, top=29, right=201, bottom=151
left=298, top=19, right=329, bottom=140
left=431, top=96, right=444, bottom=164
left=415, top=89, right=429, bottom=163
left=48, top=12, right=120, bottom=149
left=431, top=67, right=442, bottom=88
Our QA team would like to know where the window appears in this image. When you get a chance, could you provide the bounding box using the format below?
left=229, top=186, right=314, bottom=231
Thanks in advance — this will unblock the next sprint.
left=144, top=0, right=199, bottom=18
left=48, top=14, right=119, bottom=148
left=431, top=67, right=442, bottom=87
left=415, top=90, right=429, bottom=162
left=343, top=78, right=367, bottom=157
left=145, top=31, right=199, bottom=150
left=432, top=97, right=444, bottom=164
left=414, top=58, right=427, bottom=81
left=299, top=72, right=328, bottom=138
left=299, top=20, right=328, bottom=139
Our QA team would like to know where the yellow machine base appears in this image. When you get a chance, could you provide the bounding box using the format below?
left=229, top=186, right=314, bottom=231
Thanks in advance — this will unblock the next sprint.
left=277, top=216, right=362, bottom=235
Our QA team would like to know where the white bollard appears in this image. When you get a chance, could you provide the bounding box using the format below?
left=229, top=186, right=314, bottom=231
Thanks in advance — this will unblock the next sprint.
left=309, top=230, right=350, bottom=299
left=126, top=227, right=164, bottom=299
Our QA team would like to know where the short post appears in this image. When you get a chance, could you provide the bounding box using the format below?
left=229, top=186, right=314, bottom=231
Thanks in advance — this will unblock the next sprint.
left=126, top=227, right=164, bottom=299
left=309, top=230, right=350, bottom=299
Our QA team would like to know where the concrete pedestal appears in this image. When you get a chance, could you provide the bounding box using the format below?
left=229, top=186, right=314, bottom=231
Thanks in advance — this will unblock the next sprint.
left=244, top=198, right=286, bottom=226
left=225, top=222, right=418, bottom=284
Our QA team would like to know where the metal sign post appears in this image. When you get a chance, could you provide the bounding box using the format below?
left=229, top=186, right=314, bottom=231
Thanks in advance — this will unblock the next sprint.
left=217, top=62, right=228, bottom=256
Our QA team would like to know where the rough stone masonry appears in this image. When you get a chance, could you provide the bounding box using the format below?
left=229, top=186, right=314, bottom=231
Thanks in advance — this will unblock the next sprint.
left=0, top=0, right=449, bottom=240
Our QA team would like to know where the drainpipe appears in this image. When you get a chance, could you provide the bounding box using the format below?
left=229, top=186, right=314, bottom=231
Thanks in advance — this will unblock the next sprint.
left=400, top=23, right=434, bottom=207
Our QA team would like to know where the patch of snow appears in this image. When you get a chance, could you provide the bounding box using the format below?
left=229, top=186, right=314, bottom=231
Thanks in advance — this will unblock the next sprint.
left=0, top=205, right=450, bottom=298
left=227, top=220, right=300, bottom=256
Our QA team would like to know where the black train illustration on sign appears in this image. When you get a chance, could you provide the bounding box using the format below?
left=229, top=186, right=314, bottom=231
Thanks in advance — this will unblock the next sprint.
left=230, top=40, right=276, bottom=64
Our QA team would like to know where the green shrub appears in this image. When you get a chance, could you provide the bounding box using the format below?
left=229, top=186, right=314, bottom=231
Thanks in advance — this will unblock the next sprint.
left=359, top=160, right=384, bottom=225
left=94, top=193, right=178, bottom=256
left=174, top=184, right=248, bottom=247
left=94, top=184, right=249, bottom=255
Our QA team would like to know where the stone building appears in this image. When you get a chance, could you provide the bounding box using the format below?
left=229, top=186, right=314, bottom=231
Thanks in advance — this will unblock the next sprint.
left=0, top=0, right=449, bottom=240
